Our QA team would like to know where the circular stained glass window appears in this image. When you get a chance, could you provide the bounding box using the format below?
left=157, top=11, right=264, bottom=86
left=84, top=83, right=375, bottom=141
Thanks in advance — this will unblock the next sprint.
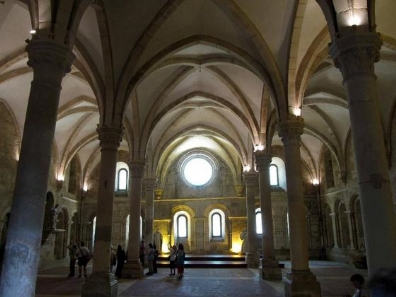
left=183, top=157, right=213, bottom=186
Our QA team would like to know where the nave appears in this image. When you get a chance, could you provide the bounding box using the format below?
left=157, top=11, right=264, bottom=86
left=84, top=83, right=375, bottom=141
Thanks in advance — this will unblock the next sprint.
left=36, top=260, right=367, bottom=297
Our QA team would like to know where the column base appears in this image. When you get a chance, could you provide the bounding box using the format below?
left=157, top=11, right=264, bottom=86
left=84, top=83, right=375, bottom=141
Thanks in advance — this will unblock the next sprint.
left=82, top=272, right=118, bottom=297
left=260, top=257, right=282, bottom=280
left=245, top=252, right=259, bottom=268
left=283, top=269, right=321, bottom=297
left=123, top=259, right=144, bottom=279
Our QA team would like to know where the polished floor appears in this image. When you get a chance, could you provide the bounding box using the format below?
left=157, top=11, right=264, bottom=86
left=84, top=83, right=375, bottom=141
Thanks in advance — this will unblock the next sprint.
left=35, top=260, right=368, bottom=297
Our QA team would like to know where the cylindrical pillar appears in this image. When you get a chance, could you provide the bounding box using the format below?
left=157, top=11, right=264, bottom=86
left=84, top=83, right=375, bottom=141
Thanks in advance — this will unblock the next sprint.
left=329, top=32, right=396, bottom=273
left=278, top=117, right=309, bottom=270
left=243, top=171, right=259, bottom=268
left=143, top=178, right=156, bottom=249
left=345, top=211, right=355, bottom=249
left=82, top=125, right=122, bottom=297
left=0, top=40, right=74, bottom=297
left=329, top=213, right=339, bottom=248
left=278, top=115, right=321, bottom=296
left=255, top=151, right=281, bottom=279
left=123, top=161, right=145, bottom=279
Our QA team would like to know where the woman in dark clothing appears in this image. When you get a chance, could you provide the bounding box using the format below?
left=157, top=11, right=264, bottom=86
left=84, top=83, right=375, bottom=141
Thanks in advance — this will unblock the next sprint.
left=176, top=243, right=185, bottom=279
left=153, top=244, right=159, bottom=273
left=115, top=245, right=127, bottom=279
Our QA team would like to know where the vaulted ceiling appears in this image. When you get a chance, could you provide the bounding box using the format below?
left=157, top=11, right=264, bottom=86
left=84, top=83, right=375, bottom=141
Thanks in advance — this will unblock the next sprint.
left=1, top=0, right=396, bottom=189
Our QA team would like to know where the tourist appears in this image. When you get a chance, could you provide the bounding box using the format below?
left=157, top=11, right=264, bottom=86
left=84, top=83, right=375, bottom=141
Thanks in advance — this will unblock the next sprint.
left=139, top=239, right=145, bottom=268
left=145, top=243, right=154, bottom=276
left=169, top=244, right=177, bottom=276
left=344, top=274, right=369, bottom=297
left=153, top=244, right=159, bottom=273
left=115, top=245, right=127, bottom=278
left=76, top=241, right=90, bottom=278
left=67, top=241, right=77, bottom=277
left=175, top=243, right=185, bottom=279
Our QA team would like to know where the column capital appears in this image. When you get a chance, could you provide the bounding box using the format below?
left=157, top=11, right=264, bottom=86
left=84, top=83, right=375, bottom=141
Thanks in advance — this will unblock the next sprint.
left=128, top=161, right=145, bottom=178
left=254, top=151, right=272, bottom=171
left=277, top=115, right=304, bottom=146
left=142, top=178, right=157, bottom=191
left=26, top=39, right=75, bottom=80
left=97, top=125, right=123, bottom=151
left=243, top=171, right=258, bottom=187
left=329, top=32, right=382, bottom=80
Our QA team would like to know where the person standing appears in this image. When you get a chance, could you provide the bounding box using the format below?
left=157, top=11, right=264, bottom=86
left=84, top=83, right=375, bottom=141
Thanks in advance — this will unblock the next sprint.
left=76, top=241, right=90, bottom=278
left=169, top=244, right=177, bottom=276
left=139, top=239, right=146, bottom=268
left=145, top=243, right=154, bottom=276
left=344, top=274, right=369, bottom=297
left=175, top=243, right=185, bottom=279
left=67, top=241, right=77, bottom=277
left=115, top=245, right=126, bottom=279
left=153, top=244, right=159, bottom=273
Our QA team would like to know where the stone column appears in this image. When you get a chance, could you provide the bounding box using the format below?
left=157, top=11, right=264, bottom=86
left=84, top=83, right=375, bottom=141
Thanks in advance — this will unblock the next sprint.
left=143, top=178, right=156, bottom=249
left=255, top=152, right=281, bottom=280
left=329, top=32, right=396, bottom=273
left=278, top=116, right=321, bottom=296
left=0, top=40, right=74, bottom=297
left=82, top=126, right=122, bottom=297
left=345, top=211, right=355, bottom=249
left=243, top=171, right=259, bottom=268
left=329, top=213, right=339, bottom=248
left=123, top=161, right=145, bottom=279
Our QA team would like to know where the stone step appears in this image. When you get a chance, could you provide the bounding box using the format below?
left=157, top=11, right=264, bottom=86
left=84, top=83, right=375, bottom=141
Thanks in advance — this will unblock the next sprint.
left=156, top=254, right=247, bottom=268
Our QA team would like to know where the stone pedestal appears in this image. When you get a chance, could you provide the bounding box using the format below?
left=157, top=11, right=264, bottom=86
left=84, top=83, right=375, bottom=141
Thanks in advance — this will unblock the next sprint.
left=261, top=258, right=282, bottom=280
left=246, top=252, right=259, bottom=268
left=82, top=272, right=118, bottom=297
left=283, top=270, right=321, bottom=297
left=123, top=259, right=144, bottom=279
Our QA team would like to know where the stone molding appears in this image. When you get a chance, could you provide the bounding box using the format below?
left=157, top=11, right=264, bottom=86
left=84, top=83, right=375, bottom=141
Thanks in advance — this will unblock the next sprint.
left=277, top=115, right=304, bottom=146
left=97, top=125, right=123, bottom=151
left=243, top=172, right=258, bottom=187
left=254, top=152, right=272, bottom=171
left=329, top=32, right=382, bottom=80
left=26, top=39, right=75, bottom=81
left=128, top=161, right=146, bottom=178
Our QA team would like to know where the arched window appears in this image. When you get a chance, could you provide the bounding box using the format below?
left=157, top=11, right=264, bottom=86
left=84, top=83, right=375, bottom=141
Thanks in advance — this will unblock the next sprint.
left=118, top=169, right=128, bottom=190
left=211, top=213, right=222, bottom=237
left=92, top=216, right=96, bottom=252
left=255, top=208, right=262, bottom=234
left=125, top=215, right=130, bottom=248
left=269, top=164, right=279, bottom=186
left=211, top=212, right=223, bottom=237
left=115, top=162, right=129, bottom=192
left=177, top=215, right=187, bottom=238
left=208, top=209, right=225, bottom=240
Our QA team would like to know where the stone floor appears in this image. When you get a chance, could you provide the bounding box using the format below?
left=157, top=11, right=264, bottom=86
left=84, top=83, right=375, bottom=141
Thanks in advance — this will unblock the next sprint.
left=35, top=260, right=369, bottom=297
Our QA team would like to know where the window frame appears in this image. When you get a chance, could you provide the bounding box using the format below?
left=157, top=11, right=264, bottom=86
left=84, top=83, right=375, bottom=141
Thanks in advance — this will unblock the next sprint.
left=255, top=208, right=262, bottom=235
left=177, top=214, right=188, bottom=238
left=269, top=164, right=279, bottom=186
left=117, top=168, right=128, bottom=191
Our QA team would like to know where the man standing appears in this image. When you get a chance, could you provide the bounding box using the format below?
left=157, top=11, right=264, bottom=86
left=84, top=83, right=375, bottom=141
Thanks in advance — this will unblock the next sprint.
left=139, top=240, right=146, bottom=268
left=67, top=241, right=77, bottom=277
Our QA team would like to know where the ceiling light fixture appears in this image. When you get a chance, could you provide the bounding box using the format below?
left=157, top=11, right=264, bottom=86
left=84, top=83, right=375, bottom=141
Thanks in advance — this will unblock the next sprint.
left=293, top=107, right=301, bottom=116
